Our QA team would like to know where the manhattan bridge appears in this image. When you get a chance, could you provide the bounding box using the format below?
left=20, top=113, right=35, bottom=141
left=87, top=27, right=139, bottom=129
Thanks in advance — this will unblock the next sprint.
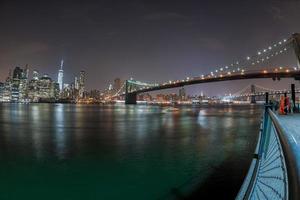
left=113, top=33, right=300, bottom=104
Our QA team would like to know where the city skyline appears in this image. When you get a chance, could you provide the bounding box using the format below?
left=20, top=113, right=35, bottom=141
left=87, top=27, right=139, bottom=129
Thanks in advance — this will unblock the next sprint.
left=1, top=0, right=300, bottom=96
left=0, top=64, right=88, bottom=103
left=0, top=60, right=298, bottom=99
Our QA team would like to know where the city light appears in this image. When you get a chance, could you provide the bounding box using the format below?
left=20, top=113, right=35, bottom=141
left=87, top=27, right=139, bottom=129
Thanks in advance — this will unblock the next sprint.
left=0, top=64, right=86, bottom=103
left=0, top=35, right=298, bottom=105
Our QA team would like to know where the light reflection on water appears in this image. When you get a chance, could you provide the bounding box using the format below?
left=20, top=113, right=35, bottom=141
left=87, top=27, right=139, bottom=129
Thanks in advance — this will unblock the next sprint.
left=0, top=104, right=262, bottom=200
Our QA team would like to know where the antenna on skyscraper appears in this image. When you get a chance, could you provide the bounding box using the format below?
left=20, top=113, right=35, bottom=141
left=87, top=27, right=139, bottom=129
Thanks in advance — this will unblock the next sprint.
left=60, top=59, right=64, bottom=70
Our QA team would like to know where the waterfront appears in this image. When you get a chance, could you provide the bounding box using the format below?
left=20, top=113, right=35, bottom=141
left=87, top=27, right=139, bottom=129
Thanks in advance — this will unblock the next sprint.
left=0, top=104, right=261, bottom=199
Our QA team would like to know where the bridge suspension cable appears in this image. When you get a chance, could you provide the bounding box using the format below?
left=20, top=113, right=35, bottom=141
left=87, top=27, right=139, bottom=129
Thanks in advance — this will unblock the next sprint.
left=254, top=84, right=278, bottom=92
left=230, top=84, right=254, bottom=97
left=115, top=33, right=300, bottom=98
left=206, top=36, right=293, bottom=79
left=112, top=82, right=126, bottom=97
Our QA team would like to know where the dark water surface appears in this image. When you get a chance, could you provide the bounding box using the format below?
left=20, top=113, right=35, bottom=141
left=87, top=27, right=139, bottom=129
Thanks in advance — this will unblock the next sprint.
left=0, top=104, right=262, bottom=200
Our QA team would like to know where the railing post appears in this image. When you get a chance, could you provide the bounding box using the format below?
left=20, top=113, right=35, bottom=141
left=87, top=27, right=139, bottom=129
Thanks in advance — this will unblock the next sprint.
left=291, top=84, right=297, bottom=112
left=265, top=92, right=269, bottom=105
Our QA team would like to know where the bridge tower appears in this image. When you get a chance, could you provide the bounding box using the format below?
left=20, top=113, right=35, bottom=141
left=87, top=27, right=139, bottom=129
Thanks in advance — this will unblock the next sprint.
left=292, top=33, right=300, bottom=69
left=125, top=80, right=137, bottom=104
left=250, top=84, right=256, bottom=104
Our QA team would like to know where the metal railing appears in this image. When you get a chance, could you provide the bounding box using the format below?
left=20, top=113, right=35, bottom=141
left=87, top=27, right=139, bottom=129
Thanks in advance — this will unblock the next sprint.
left=236, top=105, right=300, bottom=200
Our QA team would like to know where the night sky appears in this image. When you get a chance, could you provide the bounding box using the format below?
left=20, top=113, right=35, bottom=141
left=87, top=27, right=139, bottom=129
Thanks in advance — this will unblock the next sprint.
left=1, top=0, right=300, bottom=95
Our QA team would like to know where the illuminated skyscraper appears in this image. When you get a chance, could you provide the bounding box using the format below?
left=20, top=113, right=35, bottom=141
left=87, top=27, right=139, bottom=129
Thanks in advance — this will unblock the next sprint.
left=33, top=70, right=39, bottom=80
left=0, top=82, right=4, bottom=102
left=179, top=87, right=186, bottom=101
left=24, top=64, right=29, bottom=79
left=11, top=66, right=24, bottom=102
left=57, top=59, right=64, bottom=91
left=3, top=77, right=11, bottom=102
left=79, top=71, right=85, bottom=98
left=40, top=74, right=59, bottom=101
left=74, top=76, right=79, bottom=90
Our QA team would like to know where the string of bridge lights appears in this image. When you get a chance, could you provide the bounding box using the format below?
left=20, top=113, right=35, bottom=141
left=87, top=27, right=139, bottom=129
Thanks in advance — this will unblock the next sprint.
left=161, top=37, right=294, bottom=85
left=115, top=37, right=297, bottom=94
left=205, top=37, right=291, bottom=79
left=251, top=46, right=290, bottom=66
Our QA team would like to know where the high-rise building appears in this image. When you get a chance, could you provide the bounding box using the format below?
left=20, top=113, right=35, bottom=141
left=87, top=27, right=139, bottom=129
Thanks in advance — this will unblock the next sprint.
left=10, top=66, right=29, bottom=102
left=39, top=74, right=57, bottom=101
left=113, top=78, right=122, bottom=91
left=3, top=76, right=11, bottom=102
left=28, top=70, right=40, bottom=102
left=20, top=66, right=29, bottom=102
left=33, top=70, right=39, bottom=80
left=39, top=74, right=52, bottom=99
left=28, top=79, right=39, bottom=102
left=13, top=67, right=23, bottom=79
left=89, top=89, right=100, bottom=99
left=108, top=84, right=113, bottom=91
left=51, top=82, right=60, bottom=100
left=179, top=87, right=186, bottom=101
left=19, top=78, right=28, bottom=102
left=57, top=59, right=64, bottom=91
left=24, top=64, right=29, bottom=79
left=8, top=69, right=12, bottom=79
left=79, top=70, right=85, bottom=98
left=11, top=67, right=24, bottom=102
left=74, top=76, right=79, bottom=90
left=0, top=82, right=4, bottom=102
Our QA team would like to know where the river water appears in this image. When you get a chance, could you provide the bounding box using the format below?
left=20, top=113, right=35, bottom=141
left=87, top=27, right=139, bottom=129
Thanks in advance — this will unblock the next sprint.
left=0, top=104, right=262, bottom=199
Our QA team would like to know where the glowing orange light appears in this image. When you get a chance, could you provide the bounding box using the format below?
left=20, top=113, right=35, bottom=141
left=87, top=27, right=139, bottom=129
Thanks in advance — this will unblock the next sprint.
left=263, top=70, right=268, bottom=74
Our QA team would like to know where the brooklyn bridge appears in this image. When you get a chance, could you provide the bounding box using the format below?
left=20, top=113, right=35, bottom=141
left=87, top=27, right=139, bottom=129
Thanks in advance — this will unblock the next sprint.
left=113, top=33, right=300, bottom=105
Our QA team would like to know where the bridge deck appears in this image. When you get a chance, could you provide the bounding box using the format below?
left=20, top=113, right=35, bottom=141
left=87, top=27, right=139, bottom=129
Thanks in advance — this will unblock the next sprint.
left=277, top=113, right=300, bottom=170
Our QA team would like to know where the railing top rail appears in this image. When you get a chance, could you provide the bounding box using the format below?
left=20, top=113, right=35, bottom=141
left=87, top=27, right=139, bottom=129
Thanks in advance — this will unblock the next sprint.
left=268, top=108, right=300, bottom=200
